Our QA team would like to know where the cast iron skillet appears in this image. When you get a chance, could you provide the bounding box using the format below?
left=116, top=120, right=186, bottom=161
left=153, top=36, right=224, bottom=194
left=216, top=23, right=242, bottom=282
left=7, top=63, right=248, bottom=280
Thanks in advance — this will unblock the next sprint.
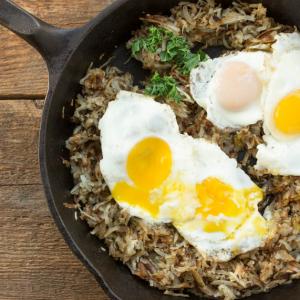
left=0, top=0, right=300, bottom=299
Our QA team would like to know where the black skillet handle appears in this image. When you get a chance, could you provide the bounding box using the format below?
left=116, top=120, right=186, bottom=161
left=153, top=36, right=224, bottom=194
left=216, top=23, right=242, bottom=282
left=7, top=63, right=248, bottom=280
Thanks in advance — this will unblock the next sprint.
left=0, top=0, right=84, bottom=80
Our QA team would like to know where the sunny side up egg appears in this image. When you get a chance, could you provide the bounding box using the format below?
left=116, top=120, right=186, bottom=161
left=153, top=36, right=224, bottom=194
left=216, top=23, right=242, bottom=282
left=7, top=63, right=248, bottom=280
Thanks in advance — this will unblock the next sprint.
left=256, top=33, right=300, bottom=175
left=99, top=91, right=269, bottom=261
left=190, top=51, right=271, bottom=129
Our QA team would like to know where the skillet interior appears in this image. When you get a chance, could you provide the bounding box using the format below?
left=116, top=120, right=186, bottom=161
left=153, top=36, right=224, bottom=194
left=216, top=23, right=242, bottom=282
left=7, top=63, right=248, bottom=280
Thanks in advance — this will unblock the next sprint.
left=40, top=0, right=300, bottom=299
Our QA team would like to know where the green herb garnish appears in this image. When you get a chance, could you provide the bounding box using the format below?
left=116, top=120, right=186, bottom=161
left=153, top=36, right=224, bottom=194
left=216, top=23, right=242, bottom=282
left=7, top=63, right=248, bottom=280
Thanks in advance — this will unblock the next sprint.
left=130, top=26, right=208, bottom=75
left=145, top=72, right=182, bottom=103
left=145, top=26, right=164, bottom=52
left=131, top=38, right=145, bottom=57
left=131, top=26, right=163, bottom=56
left=179, top=49, right=208, bottom=75
left=160, top=34, right=187, bottom=62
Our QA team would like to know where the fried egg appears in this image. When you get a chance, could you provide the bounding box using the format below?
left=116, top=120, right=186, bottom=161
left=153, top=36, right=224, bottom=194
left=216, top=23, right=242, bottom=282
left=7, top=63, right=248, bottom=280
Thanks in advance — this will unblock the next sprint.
left=99, top=91, right=197, bottom=223
left=256, top=33, right=300, bottom=175
left=190, top=51, right=270, bottom=129
left=99, top=91, right=268, bottom=261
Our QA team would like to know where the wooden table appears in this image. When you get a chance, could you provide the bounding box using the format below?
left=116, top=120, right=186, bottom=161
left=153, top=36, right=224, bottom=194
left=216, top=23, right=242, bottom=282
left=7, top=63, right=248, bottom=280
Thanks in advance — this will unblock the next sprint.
left=0, top=1, right=114, bottom=299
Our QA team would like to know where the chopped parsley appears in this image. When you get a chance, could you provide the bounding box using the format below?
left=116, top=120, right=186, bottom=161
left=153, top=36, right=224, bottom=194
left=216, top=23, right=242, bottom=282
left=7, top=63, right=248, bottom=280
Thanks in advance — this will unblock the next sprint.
left=130, top=26, right=208, bottom=75
left=160, top=34, right=187, bottom=62
left=131, top=26, right=163, bottom=56
left=178, top=49, right=208, bottom=75
left=145, top=72, right=182, bottom=103
left=131, top=38, right=145, bottom=57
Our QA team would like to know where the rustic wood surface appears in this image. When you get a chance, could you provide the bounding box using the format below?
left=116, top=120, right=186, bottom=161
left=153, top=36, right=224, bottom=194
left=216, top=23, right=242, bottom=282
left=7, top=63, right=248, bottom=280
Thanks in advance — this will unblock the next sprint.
left=0, top=1, right=115, bottom=299
left=0, top=0, right=114, bottom=98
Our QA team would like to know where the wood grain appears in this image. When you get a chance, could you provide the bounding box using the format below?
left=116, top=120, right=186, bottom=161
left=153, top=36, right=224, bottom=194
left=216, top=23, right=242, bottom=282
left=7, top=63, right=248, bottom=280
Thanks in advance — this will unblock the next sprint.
left=0, top=0, right=115, bottom=98
left=0, top=81, right=108, bottom=297
left=0, top=100, right=41, bottom=186
left=0, top=184, right=109, bottom=300
left=0, top=1, right=115, bottom=298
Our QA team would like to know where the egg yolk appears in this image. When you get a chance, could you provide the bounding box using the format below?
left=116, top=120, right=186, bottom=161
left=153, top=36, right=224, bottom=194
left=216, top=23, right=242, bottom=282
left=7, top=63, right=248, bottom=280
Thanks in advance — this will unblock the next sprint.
left=196, top=177, right=244, bottom=218
left=274, top=90, right=300, bottom=135
left=127, top=137, right=172, bottom=189
left=196, top=177, right=263, bottom=233
left=215, top=61, right=262, bottom=112
left=149, top=178, right=196, bottom=222
left=112, top=182, right=157, bottom=215
left=112, top=137, right=172, bottom=217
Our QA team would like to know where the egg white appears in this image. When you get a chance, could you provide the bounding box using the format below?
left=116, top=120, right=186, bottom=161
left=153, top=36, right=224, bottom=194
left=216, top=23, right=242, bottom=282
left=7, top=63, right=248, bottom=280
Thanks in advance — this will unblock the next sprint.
left=99, top=91, right=187, bottom=222
left=272, top=32, right=300, bottom=61
left=175, top=210, right=267, bottom=261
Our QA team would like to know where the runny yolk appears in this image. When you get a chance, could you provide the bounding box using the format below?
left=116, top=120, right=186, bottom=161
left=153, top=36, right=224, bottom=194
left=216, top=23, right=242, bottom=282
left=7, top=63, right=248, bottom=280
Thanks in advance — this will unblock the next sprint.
left=112, top=137, right=172, bottom=217
left=127, top=137, right=172, bottom=189
left=196, top=177, right=245, bottom=218
left=274, top=90, right=300, bottom=135
left=112, top=182, right=158, bottom=215
left=196, top=177, right=263, bottom=233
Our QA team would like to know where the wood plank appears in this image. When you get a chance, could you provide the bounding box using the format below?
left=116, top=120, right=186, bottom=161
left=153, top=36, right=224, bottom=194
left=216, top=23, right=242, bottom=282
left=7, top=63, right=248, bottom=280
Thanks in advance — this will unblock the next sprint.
left=0, top=0, right=115, bottom=98
left=0, top=100, right=109, bottom=299
left=0, top=100, right=42, bottom=186
left=12, top=0, right=115, bottom=28
left=0, top=184, right=109, bottom=300
left=0, top=1, right=118, bottom=298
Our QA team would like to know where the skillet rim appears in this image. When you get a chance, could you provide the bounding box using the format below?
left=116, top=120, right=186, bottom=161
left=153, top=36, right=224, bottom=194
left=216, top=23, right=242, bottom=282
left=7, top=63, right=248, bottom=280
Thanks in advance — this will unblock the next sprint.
left=39, top=1, right=132, bottom=299
left=38, top=0, right=300, bottom=299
